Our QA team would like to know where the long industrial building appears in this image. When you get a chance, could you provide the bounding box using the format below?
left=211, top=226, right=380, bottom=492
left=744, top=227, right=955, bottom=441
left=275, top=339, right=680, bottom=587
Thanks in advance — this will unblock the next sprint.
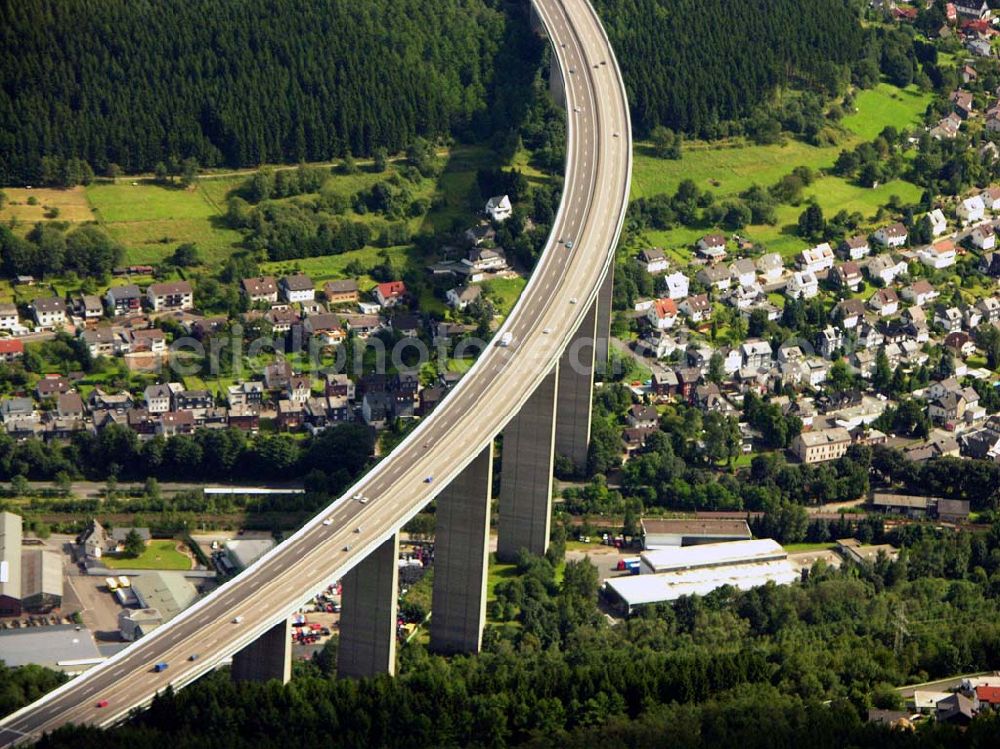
left=604, top=539, right=800, bottom=615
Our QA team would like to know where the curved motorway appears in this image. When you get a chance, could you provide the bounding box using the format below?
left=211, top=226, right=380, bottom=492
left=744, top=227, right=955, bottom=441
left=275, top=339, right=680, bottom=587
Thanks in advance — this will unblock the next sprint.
left=0, top=0, right=632, bottom=743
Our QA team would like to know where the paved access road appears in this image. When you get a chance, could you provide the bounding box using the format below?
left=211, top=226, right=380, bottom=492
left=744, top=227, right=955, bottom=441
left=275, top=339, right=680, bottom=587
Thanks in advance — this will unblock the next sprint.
left=0, top=0, right=632, bottom=743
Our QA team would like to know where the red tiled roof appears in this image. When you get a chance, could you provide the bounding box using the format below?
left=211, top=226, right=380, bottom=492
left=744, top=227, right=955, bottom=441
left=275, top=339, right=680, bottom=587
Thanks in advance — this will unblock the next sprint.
left=377, top=281, right=407, bottom=298
left=977, top=685, right=1000, bottom=703
left=0, top=339, right=24, bottom=354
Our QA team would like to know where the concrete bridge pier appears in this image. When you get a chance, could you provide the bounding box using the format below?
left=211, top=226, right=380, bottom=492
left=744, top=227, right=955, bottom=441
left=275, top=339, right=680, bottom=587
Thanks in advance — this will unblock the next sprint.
left=337, top=534, right=400, bottom=679
left=497, top=365, right=559, bottom=562
left=430, top=443, right=494, bottom=655
left=594, top=267, right=615, bottom=376
left=231, top=618, right=292, bottom=684
left=555, top=302, right=597, bottom=473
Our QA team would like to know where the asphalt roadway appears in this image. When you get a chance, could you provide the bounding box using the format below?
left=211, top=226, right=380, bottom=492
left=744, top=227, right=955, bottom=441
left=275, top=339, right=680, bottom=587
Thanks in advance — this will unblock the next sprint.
left=0, top=0, right=632, bottom=743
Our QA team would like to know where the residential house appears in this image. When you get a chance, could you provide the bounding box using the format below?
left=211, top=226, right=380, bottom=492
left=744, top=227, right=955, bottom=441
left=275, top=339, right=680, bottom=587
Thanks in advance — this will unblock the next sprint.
left=72, top=295, right=103, bottom=322
left=873, top=223, right=908, bottom=247
left=89, top=389, right=132, bottom=412
left=485, top=194, right=512, bottom=222
left=729, top=258, right=757, bottom=287
left=839, top=235, right=871, bottom=260
left=954, top=0, right=990, bottom=20
left=374, top=281, right=407, bottom=308
left=679, top=294, right=711, bottom=323
left=927, top=208, right=948, bottom=237
left=80, top=327, right=119, bottom=357
left=464, top=246, right=508, bottom=273
left=465, top=223, right=496, bottom=247
left=241, top=277, right=278, bottom=304
left=818, top=326, right=844, bottom=358
left=227, top=381, right=264, bottom=407
left=786, top=270, right=818, bottom=299
left=646, top=298, right=678, bottom=330
left=143, top=384, right=174, bottom=414
left=274, top=400, right=303, bottom=431
left=302, top=313, right=345, bottom=345
left=0, top=303, right=18, bottom=331
left=174, top=389, right=213, bottom=411
left=945, top=331, right=977, bottom=358
left=951, top=89, right=975, bottom=119
left=340, top=313, right=382, bottom=338
left=834, top=298, right=866, bottom=329
left=980, top=251, right=1000, bottom=277
left=263, top=361, right=293, bottom=391
left=741, top=339, right=773, bottom=370
left=971, top=224, right=996, bottom=251
left=227, top=404, right=260, bottom=433
left=930, top=112, right=962, bottom=140
left=129, top=328, right=166, bottom=354
left=663, top=271, right=690, bottom=300
left=637, top=248, right=669, bottom=275
left=798, top=243, right=835, bottom=274
left=973, top=296, right=1000, bottom=326
left=935, top=305, right=964, bottom=333
left=958, top=194, right=987, bottom=224
left=866, top=255, right=908, bottom=285
left=756, top=252, right=784, bottom=282
left=696, top=265, right=730, bottom=291
left=902, top=280, right=939, bottom=307
left=446, top=285, right=482, bottom=311
left=791, top=427, right=852, bottom=464
left=106, top=285, right=142, bottom=316
left=869, top=288, right=900, bottom=317
left=280, top=274, right=315, bottom=304
left=323, top=279, right=359, bottom=305
left=390, top=314, right=421, bottom=338
left=696, top=233, right=727, bottom=263
left=831, top=262, right=863, bottom=291
left=31, top=298, right=66, bottom=328
left=35, top=376, right=69, bottom=399
left=919, top=239, right=957, bottom=269
left=284, top=376, right=311, bottom=405
left=146, top=281, right=193, bottom=312
left=982, top=186, right=1000, bottom=212
left=158, top=410, right=195, bottom=437
left=361, top=391, right=391, bottom=429
left=0, top=340, right=24, bottom=363
left=264, top=306, right=298, bottom=334
left=725, top=283, right=763, bottom=311
left=56, top=392, right=85, bottom=419
left=627, top=404, right=658, bottom=429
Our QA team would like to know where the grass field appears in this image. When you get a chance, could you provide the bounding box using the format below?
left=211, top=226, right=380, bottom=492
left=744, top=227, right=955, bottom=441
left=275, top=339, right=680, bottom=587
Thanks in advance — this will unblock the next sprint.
left=0, top=187, right=96, bottom=225
left=102, top=539, right=193, bottom=570
left=630, top=81, right=932, bottom=259
left=841, top=83, right=933, bottom=141
left=481, top=276, right=527, bottom=315
left=261, top=244, right=416, bottom=290
left=81, top=144, right=502, bottom=271
left=87, top=182, right=243, bottom=265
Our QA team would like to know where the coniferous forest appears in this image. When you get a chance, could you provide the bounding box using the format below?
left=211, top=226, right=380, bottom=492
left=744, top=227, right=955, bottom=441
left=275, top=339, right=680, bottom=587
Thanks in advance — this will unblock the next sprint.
left=595, top=0, right=865, bottom=137
left=0, top=0, right=511, bottom=183
left=0, top=0, right=869, bottom=184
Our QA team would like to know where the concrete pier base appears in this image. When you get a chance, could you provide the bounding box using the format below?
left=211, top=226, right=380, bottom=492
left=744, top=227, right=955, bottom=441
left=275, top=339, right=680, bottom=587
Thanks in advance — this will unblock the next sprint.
left=497, top=365, right=558, bottom=562
left=337, top=534, right=399, bottom=679
left=555, top=302, right=597, bottom=473
left=231, top=618, right=291, bottom=684
left=430, top=443, right=494, bottom=655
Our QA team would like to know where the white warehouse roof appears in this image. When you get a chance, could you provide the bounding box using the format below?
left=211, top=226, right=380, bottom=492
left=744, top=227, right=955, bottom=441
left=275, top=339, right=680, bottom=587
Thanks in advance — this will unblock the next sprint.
left=639, top=538, right=786, bottom=574
left=605, top=559, right=800, bottom=609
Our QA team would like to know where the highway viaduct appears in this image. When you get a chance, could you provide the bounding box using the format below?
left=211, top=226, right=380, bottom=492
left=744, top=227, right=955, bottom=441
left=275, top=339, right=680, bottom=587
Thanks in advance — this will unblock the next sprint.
left=0, top=0, right=631, bottom=742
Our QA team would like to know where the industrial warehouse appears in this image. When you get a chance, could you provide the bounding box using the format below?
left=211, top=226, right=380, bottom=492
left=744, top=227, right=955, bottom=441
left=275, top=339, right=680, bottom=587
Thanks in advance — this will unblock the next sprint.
left=603, top=539, right=801, bottom=614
